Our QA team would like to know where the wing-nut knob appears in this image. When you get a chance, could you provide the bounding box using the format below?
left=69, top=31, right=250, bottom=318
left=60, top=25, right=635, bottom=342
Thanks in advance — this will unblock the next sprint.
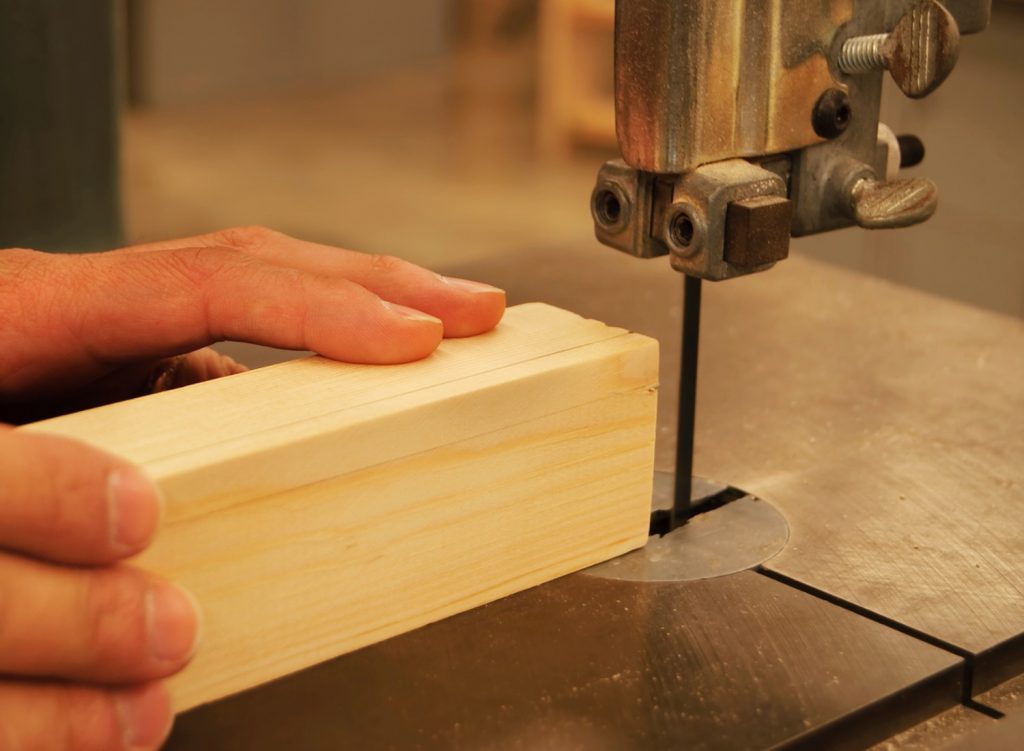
left=828, top=157, right=938, bottom=230
left=850, top=177, right=939, bottom=229
left=838, top=0, right=960, bottom=98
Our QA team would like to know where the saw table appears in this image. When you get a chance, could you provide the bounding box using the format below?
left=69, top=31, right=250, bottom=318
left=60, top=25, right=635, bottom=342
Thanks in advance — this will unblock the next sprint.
left=167, top=249, right=1024, bottom=749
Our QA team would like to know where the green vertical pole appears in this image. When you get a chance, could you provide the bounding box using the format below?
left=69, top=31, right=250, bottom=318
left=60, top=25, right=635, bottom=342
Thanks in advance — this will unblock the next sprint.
left=0, top=0, right=121, bottom=252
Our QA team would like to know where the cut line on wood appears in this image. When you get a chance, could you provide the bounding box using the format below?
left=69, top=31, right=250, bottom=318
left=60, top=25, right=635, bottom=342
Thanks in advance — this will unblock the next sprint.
left=23, top=303, right=660, bottom=711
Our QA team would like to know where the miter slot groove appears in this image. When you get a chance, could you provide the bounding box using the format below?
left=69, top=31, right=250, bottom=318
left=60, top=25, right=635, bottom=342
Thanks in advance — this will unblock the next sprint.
left=756, top=567, right=1008, bottom=716
left=963, top=697, right=1006, bottom=720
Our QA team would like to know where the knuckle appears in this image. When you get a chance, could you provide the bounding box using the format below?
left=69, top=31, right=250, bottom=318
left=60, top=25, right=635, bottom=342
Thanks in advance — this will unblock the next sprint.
left=0, top=683, right=121, bottom=751
left=14, top=434, right=110, bottom=553
left=39, top=439, right=106, bottom=545
left=211, top=225, right=280, bottom=250
left=64, top=686, right=122, bottom=751
left=367, top=254, right=407, bottom=275
left=158, top=246, right=233, bottom=286
left=83, top=568, right=149, bottom=669
left=159, top=245, right=267, bottom=291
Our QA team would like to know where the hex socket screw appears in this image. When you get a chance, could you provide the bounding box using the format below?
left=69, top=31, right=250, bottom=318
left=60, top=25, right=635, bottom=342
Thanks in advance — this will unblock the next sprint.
left=835, top=0, right=959, bottom=98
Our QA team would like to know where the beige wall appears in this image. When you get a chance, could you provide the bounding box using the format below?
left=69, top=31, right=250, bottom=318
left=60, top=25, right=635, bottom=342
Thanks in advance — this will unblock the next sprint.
left=126, top=0, right=450, bottom=107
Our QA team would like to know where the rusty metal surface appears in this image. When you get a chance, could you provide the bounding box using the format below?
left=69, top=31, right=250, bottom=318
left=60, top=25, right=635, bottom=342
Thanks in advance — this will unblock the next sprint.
left=722, top=195, right=793, bottom=267
left=839, top=2, right=960, bottom=99
left=446, top=247, right=1024, bottom=694
left=169, top=572, right=961, bottom=750
left=614, top=0, right=852, bottom=174
left=591, top=158, right=791, bottom=280
left=849, top=175, right=938, bottom=228
left=882, top=0, right=960, bottom=98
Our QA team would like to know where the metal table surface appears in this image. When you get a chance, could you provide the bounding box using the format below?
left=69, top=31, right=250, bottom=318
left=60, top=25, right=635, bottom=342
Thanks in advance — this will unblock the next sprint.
left=174, top=251, right=1024, bottom=748
left=170, top=572, right=959, bottom=750
left=873, top=672, right=1024, bottom=750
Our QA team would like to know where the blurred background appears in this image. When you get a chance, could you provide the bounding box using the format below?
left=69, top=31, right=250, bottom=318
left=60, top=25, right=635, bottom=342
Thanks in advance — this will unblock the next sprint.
left=1, top=0, right=1021, bottom=317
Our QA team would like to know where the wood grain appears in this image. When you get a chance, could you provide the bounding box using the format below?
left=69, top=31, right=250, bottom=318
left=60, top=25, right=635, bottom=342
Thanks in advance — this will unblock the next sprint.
left=23, top=303, right=659, bottom=710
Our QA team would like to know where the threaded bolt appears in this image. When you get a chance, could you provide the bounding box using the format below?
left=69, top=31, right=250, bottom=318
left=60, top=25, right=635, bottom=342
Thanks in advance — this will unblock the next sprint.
left=838, top=34, right=889, bottom=74
left=832, top=0, right=959, bottom=99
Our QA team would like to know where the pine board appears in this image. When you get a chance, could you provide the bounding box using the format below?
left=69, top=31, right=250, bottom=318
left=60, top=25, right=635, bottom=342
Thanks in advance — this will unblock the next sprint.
left=24, top=303, right=659, bottom=710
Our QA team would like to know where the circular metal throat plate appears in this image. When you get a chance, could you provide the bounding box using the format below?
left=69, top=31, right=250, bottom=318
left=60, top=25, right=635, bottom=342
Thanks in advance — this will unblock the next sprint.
left=583, top=476, right=790, bottom=582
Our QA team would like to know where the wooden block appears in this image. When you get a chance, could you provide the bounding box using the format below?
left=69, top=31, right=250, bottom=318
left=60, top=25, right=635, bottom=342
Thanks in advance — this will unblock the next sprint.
left=23, top=303, right=659, bottom=711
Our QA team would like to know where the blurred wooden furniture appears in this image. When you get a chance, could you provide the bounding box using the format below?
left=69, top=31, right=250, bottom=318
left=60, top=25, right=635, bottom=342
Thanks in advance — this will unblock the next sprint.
left=538, top=0, right=616, bottom=154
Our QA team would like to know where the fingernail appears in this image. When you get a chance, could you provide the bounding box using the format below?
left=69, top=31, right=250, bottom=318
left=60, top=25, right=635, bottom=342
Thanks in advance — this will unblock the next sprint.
left=115, top=682, right=174, bottom=750
left=146, top=581, right=203, bottom=663
left=381, top=300, right=442, bottom=324
left=107, top=468, right=165, bottom=554
left=438, top=275, right=506, bottom=294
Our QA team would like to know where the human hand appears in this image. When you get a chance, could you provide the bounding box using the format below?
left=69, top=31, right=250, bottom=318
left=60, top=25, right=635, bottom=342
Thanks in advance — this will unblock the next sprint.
left=0, top=225, right=506, bottom=422
left=0, top=427, right=192, bottom=749
left=0, top=227, right=506, bottom=748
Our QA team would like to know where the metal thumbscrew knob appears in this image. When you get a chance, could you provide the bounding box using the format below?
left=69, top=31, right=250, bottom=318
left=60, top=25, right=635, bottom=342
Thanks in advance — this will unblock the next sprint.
left=837, top=0, right=960, bottom=98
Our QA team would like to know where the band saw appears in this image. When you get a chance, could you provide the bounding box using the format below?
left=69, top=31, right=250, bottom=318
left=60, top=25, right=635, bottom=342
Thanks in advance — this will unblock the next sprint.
left=166, top=2, right=1024, bottom=748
